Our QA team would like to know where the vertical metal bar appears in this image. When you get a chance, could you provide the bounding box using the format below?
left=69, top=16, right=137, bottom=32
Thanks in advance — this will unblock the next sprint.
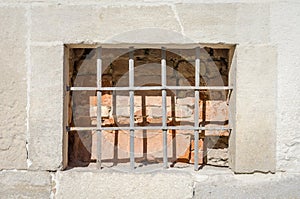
left=112, top=90, right=118, bottom=166
left=129, top=47, right=135, bottom=170
left=142, top=95, right=147, bottom=161
left=194, top=47, right=200, bottom=171
left=161, top=47, right=168, bottom=169
left=96, top=47, right=102, bottom=169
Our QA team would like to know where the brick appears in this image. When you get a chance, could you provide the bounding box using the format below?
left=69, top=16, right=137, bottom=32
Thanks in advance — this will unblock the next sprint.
left=89, top=94, right=112, bottom=107
left=204, top=100, right=229, bottom=121
left=0, top=7, right=27, bottom=169
left=176, top=97, right=195, bottom=105
left=91, top=130, right=191, bottom=164
left=190, top=151, right=204, bottom=165
left=149, top=107, right=163, bottom=118
left=89, top=106, right=111, bottom=118
left=147, top=96, right=171, bottom=107
left=189, top=139, right=204, bottom=164
left=169, top=105, right=193, bottom=118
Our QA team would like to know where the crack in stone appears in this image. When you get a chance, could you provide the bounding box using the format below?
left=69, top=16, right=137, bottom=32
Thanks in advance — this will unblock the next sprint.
left=171, top=5, right=185, bottom=36
left=25, top=5, right=32, bottom=168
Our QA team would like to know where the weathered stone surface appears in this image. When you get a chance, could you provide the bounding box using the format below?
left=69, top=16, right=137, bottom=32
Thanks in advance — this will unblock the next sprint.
left=175, top=4, right=237, bottom=43
left=270, top=1, right=300, bottom=172
left=0, top=0, right=56, bottom=3
left=0, top=0, right=277, bottom=4
left=236, top=3, right=270, bottom=43
left=31, top=5, right=181, bottom=43
left=0, top=170, right=51, bottom=198
left=176, top=3, right=270, bottom=44
left=55, top=170, right=193, bottom=199
left=194, top=173, right=300, bottom=199
left=0, top=7, right=27, bottom=169
left=29, top=46, right=64, bottom=170
left=232, top=45, right=276, bottom=173
left=207, top=148, right=228, bottom=166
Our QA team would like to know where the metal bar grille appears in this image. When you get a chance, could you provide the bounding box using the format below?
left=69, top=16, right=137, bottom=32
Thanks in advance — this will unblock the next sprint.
left=68, top=46, right=232, bottom=170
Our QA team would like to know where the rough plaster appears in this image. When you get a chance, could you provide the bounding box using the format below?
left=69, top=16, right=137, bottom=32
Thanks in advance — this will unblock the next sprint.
left=270, top=1, right=300, bottom=172
left=0, top=0, right=299, bottom=197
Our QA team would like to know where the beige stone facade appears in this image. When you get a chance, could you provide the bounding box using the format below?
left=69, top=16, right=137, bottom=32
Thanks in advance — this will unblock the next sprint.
left=0, top=0, right=299, bottom=198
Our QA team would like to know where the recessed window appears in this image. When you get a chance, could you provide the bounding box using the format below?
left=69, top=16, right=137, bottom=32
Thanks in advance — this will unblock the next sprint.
left=65, top=44, right=234, bottom=171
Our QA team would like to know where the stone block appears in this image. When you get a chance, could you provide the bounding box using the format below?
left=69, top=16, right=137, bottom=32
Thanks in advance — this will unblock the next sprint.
left=233, top=45, right=276, bottom=173
left=0, top=171, right=51, bottom=198
left=73, top=75, right=96, bottom=87
left=175, top=3, right=237, bottom=43
left=55, top=170, right=193, bottom=199
left=207, top=148, right=228, bottom=167
left=31, top=5, right=181, bottom=43
left=0, top=7, right=27, bottom=169
left=175, top=3, right=270, bottom=44
left=176, top=97, right=195, bottom=105
left=29, top=46, right=64, bottom=170
left=236, top=3, right=270, bottom=43
left=194, top=173, right=300, bottom=199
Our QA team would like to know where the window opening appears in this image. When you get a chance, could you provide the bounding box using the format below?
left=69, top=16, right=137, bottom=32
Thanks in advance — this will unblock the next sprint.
left=66, top=45, right=234, bottom=171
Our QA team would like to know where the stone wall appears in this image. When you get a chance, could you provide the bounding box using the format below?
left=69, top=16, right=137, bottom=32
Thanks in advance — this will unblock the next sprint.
left=0, top=0, right=299, bottom=198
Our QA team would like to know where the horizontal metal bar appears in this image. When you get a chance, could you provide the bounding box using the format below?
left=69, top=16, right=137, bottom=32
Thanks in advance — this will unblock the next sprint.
left=67, top=43, right=236, bottom=50
left=69, top=126, right=231, bottom=131
left=70, top=86, right=234, bottom=91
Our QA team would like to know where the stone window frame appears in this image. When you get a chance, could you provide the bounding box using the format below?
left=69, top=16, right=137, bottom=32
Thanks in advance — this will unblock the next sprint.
left=63, top=43, right=236, bottom=171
